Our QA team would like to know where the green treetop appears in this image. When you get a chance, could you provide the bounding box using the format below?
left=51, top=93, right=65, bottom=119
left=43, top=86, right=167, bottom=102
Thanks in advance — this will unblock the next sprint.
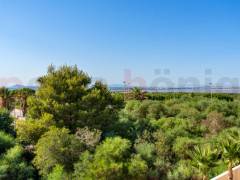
left=27, top=65, right=123, bottom=132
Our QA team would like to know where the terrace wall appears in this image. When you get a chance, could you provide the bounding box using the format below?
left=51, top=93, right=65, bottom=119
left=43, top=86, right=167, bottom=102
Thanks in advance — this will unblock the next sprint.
left=211, top=165, right=240, bottom=180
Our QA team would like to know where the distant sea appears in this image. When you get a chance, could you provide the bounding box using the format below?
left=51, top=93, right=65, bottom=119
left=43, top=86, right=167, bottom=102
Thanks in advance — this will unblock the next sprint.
left=109, top=86, right=240, bottom=94
left=7, top=84, right=240, bottom=94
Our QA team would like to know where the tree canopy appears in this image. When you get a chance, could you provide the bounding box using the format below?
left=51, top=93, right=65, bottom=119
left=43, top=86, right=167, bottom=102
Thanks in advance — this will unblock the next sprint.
left=1, top=65, right=240, bottom=179
left=27, top=65, right=123, bottom=132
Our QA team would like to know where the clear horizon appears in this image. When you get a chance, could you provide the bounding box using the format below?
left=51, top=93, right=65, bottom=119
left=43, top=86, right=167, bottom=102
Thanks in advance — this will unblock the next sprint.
left=1, top=0, right=240, bottom=87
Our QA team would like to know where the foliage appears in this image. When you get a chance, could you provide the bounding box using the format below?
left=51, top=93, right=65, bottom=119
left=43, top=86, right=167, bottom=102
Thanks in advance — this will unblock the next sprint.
left=128, top=87, right=147, bottom=101
left=47, top=165, right=71, bottom=180
left=172, top=137, right=201, bottom=159
left=0, top=131, right=15, bottom=154
left=219, top=128, right=240, bottom=164
left=127, top=154, right=148, bottom=180
left=75, top=127, right=102, bottom=150
left=2, top=66, right=240, bottom=179
left=218, top=128, right=240, bottom=180
left=124, top=100, right=166, bottom=120
left=190, top=144, right=219, bottom=179
left=167, top=160, right=197, bottom=180
left=33, top=127, right=85, bottom=176
left=27, top=65, right=123, bottom=132
left=202, top=111, right=226, bottom=135
left=16, top=113, right=55, bottom=145
left=0, top=145, right=36, bottom=180
left=134, top=142, right=155, bottom=164
left=11, top=88, right=35, bottom=115
left=73, top=137, right=148, bottom=180
left=0, top=87, right=12, bottom=110
left=0, top=108, right=13, bottom=134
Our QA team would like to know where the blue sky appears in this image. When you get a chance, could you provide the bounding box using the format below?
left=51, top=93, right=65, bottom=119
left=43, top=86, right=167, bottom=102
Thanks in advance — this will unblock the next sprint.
left=1, top=0, right=240, bottom=86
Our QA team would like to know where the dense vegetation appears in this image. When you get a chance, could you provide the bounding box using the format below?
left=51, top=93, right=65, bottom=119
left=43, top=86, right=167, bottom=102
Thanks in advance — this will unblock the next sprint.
left=1, top=65, right=240, bottom=180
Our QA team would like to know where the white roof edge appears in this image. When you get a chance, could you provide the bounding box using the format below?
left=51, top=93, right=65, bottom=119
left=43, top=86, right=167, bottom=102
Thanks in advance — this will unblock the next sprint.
left=211, top=165, right=240, bottom=180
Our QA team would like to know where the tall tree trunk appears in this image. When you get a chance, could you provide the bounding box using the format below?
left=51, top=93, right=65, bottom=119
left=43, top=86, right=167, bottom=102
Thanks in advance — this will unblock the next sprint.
left=228, top=161, right=233, bottom=180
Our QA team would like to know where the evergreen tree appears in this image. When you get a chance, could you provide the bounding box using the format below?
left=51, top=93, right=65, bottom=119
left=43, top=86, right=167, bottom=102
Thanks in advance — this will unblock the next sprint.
left=27, top=65, right=123, bottom=132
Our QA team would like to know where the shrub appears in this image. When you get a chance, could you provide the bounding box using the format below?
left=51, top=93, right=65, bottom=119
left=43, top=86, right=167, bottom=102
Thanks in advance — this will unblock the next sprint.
left=0, top=145, right=35, bottom=179
left=0, top=108, right=13, bottom=134
left=33, top=127, right=85, bottom=176
left=0, top=131, right=15, bottom=154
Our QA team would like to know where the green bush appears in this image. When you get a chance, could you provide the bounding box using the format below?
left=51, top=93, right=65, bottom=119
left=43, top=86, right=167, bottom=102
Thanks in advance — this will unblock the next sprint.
left=73, top=137, right=148, bottom=180
left=0, top=145, right=35, bottom=179
left=0, top=108, right=13, bottom=134
left=0, top=131, right=15, bottom=154
left=33, top=127, right=85, bottom=176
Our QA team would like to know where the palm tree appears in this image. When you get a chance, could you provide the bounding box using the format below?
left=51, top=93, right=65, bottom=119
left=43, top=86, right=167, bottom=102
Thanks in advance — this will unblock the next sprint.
left=0, top=87, right=11, bottom=109
left=220, top=129, right=240, bottom=180
left=130, top=87, right=146, bottom=101
left=190, top=144, right=219, bottom=180
left=12, top=88, right=35, bottom=116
